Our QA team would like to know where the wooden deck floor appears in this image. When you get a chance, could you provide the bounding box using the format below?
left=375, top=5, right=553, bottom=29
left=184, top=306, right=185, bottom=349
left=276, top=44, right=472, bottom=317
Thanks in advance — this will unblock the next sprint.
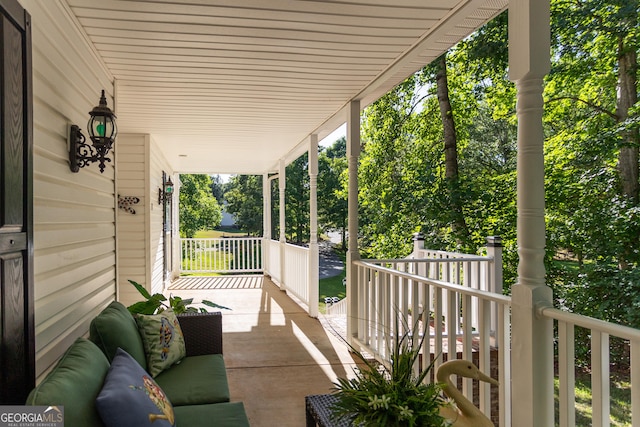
left=168, top=275, right=360, bottom=427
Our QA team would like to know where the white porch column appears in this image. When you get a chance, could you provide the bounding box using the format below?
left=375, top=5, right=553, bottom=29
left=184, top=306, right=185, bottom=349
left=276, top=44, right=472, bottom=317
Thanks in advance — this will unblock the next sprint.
left=279, top=159, right=287, bottom=291
left=263, top=172, right=271, bottom=275
left=509, top=0, right=553, bottom=426
left=308, top=134, right=319, bottom=318
left=346, top=100, right=361, bottom=343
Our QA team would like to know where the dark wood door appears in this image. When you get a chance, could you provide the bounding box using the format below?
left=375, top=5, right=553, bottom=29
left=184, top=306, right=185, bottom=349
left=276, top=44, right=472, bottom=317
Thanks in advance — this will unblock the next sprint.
left=0, top=0, right=34, bottom=404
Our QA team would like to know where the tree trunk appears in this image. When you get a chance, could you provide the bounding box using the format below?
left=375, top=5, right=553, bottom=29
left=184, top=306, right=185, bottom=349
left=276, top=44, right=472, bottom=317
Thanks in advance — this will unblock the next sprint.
left=436, top=54, right=470, bottom=245
left=616, top=38, right=639, bottom=269
left=616, top=41, right=639, bottom=204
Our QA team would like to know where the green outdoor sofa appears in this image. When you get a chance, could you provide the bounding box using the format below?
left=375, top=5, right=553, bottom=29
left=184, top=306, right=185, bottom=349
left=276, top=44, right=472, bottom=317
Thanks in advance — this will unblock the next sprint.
left=26, top=301, right=249, bottom=427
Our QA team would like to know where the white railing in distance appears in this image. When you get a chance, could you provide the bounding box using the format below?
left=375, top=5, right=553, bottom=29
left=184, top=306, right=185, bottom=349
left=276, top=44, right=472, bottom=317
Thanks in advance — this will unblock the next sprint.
left=180, top=237, right=262, bottom=274
left=267, top=239, right=282, bottom=284
left=326, top=298, right=347, bottom=315
left=539, top=305, right=640, bottom=427
left=353, top=259, right=511, bottom=426
left=283, top=243, right=309, bottom=305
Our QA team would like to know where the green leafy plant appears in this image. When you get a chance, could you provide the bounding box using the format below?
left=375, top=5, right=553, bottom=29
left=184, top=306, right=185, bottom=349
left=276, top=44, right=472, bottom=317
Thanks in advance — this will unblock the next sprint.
left=331, top=315, right=449, bottom=426
left=126, top=279, right=230, bottom=315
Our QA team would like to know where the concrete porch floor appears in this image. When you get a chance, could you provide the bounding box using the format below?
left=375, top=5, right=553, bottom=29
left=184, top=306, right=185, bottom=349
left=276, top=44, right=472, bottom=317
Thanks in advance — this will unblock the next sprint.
left=168, top=275, right=360, bottom=426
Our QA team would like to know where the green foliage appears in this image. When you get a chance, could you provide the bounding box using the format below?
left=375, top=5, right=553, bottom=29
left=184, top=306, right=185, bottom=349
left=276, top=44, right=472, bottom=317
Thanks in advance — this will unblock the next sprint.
left=179, top=174, right=222, bottom=238
left=126, top=280, right=230, bottom=314
left=285, top=155, right=310, bottom=243
left=318, top=137, right=348, bottom=250
left=224, top=175, right=264, bottom=236
left=331, top=317, right=447, bottom=427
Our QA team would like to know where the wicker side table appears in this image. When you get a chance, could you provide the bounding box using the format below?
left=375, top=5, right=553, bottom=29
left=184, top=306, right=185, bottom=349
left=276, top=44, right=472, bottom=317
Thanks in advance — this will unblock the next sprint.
left=305, top=394, right=352, bottom=427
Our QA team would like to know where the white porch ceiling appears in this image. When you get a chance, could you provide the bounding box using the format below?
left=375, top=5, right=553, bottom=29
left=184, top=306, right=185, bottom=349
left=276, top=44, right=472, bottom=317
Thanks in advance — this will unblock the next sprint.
left=64, top=0, right=507, bottom=174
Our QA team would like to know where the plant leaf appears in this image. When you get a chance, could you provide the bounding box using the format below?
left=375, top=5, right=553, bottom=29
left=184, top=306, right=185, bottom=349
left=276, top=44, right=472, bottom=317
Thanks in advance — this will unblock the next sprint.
left=128, top=279, right=152, bottom=299
left=202, top=300, right=231, bottom=310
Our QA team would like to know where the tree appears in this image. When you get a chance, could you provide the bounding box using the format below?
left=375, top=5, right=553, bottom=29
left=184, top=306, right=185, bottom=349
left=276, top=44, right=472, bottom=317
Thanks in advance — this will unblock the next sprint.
left=224, top=175, right=263, bottom=235
left=179, top=174, right=222, bottom=238
left=435, top=53, right=470, bottom=247
left=210, top=175, right=226, bottom=204
left=318, top=137, right=348, bottom=249
left=285, top=154, right=309, bottom=243
left=549, top=0, right=640, bottom=268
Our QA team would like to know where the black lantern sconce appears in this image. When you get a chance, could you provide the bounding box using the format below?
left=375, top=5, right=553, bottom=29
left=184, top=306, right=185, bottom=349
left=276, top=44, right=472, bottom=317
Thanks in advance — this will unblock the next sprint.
left=158, top=174, right=174, bottom=205
left=69, top=90, right=117, bottom=173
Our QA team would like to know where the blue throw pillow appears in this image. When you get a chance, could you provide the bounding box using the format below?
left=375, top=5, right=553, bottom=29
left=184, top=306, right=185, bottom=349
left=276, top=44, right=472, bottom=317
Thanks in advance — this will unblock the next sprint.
left=96, top=348, right=176, bottom=427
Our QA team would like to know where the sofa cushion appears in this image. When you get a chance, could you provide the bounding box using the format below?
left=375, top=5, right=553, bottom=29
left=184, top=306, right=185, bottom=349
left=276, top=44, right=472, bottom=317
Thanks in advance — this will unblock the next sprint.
left=96, top=348, right=176, bottom=427
left=173, top=402, right=250, bottom=427
left=155, top=354, right=230, bottom=405
left=135, top=310, right=186, bottom=377
left=26, top=338, right=108, bottom=427
left=90, top=301, right=147, bottom=370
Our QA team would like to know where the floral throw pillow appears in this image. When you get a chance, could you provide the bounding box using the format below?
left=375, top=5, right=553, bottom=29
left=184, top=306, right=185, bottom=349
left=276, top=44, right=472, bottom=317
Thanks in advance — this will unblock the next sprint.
left=96, top=348, right=175, bottom=427
left=135, top=310, right=186, bottom=377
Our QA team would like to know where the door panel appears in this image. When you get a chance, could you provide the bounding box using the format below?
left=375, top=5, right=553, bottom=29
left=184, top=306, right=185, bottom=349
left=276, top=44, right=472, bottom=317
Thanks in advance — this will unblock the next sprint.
left=0, top=0, right=34, bottom=404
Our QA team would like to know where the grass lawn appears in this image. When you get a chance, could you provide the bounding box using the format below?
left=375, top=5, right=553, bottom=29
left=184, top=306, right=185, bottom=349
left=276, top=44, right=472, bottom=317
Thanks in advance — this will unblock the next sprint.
left=318, top=248, right=346, bottom=314
left=193, top=228, right=248, bottom=238
left=554, top=370, right=631, bottom=426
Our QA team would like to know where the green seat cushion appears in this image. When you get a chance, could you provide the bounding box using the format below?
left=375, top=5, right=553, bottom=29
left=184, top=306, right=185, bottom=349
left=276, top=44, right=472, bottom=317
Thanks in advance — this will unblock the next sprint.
left=154, top=354, right=230, bottom=405
left=173, top=402, right=250, bottom=427
left=90, top=301, right=147, bottom=370
left=26, top=338, right=108, bottom=427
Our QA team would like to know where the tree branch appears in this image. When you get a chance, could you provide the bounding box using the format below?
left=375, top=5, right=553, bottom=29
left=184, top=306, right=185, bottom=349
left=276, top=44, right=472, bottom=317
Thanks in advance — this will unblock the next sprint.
left=546, top=96, right=618, bottom=120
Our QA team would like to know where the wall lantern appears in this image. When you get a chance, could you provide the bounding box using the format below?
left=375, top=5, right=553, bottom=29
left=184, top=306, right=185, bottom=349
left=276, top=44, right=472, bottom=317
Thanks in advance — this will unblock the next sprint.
left=69, top=90, right=117, bottom=173
left=158, top=175, right=174, bottom=205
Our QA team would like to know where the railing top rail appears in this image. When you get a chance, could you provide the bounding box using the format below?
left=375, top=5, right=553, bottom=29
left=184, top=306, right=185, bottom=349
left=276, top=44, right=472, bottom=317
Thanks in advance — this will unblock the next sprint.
left=414, top=249, right=488, bottom=259
left=284, top=242, right=310, bottom=252
left=538, top=304, right=640, bottom=341
left=354, top=259, right=511, bottom=305
left=362, top=256, right=493, bottom=264
left=182, top=236, right=262, bottom=241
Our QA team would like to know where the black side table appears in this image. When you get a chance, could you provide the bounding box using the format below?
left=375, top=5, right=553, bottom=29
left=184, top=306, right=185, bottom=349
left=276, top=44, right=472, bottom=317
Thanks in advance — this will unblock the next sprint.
left=305, top=394, right=352, bottom=427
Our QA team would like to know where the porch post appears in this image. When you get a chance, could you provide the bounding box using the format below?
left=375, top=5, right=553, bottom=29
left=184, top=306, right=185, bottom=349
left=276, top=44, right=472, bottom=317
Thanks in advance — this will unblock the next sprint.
left=509, top=0, right=553, bottom=426
left=279, top=159, right=287, bottom=291
left=263, top=172, right=270, bottom=275
left=308, top=134, right=319, bottom=318
left=346, top=100, right=361, bottom=343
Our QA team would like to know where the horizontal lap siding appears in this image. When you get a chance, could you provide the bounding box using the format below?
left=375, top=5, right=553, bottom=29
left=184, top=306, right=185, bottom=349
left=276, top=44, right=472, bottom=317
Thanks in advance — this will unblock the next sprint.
left=116, top=134, right=173, bottom=306
left=21, top=0, right=116, bottom=379
left=149, top=137, right=173, bottom=295
left=116, top=134, right=148, bottom=307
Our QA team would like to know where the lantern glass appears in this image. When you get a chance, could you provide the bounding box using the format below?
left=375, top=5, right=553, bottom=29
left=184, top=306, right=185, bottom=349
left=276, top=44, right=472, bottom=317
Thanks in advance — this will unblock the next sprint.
left=88, top=114, right=116, bottom=141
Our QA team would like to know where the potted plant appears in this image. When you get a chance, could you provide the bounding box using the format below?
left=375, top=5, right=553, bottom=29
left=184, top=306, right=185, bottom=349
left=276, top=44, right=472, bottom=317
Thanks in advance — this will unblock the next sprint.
left=126, top=279, right=230, bottom=315
left=331, top=315, right=450, bottom=426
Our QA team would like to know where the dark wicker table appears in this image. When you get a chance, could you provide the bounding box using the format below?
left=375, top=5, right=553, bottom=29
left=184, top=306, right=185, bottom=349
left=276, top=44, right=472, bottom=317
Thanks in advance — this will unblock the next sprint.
left=305, top=394, right=352, bottom=427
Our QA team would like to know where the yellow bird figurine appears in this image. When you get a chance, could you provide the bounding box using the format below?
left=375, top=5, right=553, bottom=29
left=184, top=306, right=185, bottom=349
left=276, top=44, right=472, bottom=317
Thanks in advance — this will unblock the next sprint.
left=436, top=360, right=498, bottom=427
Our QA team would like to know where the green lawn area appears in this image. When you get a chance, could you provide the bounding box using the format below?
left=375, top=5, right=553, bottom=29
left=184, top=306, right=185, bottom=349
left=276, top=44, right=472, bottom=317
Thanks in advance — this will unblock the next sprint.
left=318, top=249, right=346, bottom=314
left=554, top=370, right=631, bottom=426
left=193, top=228, right=248, bottom=238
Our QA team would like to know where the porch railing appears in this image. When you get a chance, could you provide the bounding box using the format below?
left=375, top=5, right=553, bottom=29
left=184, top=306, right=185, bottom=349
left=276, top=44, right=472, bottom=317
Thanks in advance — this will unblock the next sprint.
left=180, top=237, right=263, bottom=274
left=352, top=258, right=511, bottom=426
left=266, top=239, right=282, bottom=283
left=283, top=243, right=309, bottom=304
left=539, top=305, right=640, bottom=427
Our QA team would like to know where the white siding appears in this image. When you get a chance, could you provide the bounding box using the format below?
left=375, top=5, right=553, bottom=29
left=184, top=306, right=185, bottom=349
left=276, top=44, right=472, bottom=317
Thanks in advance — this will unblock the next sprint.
left=149, top=137, right=173, bottom=295
left=22, top=0, right=116, bottom=378
left=116, top=134, right=173, bottom=307
left=115, top=134, right=148, bottom=306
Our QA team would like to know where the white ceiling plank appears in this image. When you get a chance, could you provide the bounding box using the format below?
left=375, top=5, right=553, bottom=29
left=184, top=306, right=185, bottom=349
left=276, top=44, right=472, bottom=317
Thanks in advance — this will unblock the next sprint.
left=62, top=0, right=507, bottom=174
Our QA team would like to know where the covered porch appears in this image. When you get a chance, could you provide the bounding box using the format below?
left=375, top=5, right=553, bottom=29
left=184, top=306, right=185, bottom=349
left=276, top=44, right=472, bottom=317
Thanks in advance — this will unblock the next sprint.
left=167, top=275, right=360, bottom=427
left=1, top=0, right=635, bottom=426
